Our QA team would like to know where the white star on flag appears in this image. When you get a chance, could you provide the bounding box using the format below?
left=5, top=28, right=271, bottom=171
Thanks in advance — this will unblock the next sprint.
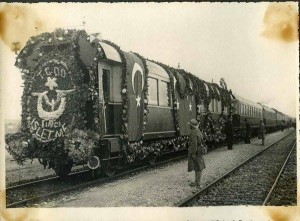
left=136, top=95, right=141, bottom=107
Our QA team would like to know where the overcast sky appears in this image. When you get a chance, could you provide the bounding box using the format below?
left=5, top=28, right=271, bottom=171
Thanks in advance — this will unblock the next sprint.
left=0, top=2, right=298, bottom=120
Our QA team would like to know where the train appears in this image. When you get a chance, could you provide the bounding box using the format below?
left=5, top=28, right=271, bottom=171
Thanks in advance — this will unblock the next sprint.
left=5, top=29, right=296, bottom=177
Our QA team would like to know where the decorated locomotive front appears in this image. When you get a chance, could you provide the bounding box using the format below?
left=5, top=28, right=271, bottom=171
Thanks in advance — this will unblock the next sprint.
left=6, top=29, right=101, bottom=176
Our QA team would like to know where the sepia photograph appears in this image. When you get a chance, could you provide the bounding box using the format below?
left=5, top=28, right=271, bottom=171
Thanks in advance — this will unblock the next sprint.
left=0, top=2, right=298, bottom=221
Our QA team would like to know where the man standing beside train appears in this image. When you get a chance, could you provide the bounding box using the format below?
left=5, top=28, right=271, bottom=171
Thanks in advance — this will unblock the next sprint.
left=224, top=115, right=234, bottom=150
left=187, top=119, right=206, bottom=187
left=259, top=120, right=266, bottom=146
left=244, top=118, right=251, bottom=144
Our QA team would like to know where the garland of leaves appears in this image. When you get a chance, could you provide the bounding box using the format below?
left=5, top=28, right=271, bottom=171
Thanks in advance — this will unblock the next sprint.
left=202, top=113, right=226, bottom=143
left=64, top=129, right=100, bottom=164
left=80, top=31, right=106, bottom=131
left=177, top=70, right=195, bottom=96
left=123, top=135, right=190, bottom=163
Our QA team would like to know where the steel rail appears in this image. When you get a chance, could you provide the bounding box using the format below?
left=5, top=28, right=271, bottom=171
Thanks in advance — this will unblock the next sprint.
left=6, top=169, right=90, bottom=191
left=6, top=153, right=187, bottom=208
left=175, top=130, right=295, bottom=207
left=262, top=141, right=296, bottom=205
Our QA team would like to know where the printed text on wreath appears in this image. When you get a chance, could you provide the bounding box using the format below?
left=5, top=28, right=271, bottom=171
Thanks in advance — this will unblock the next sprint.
left=30, top=118, right=67, bottom=141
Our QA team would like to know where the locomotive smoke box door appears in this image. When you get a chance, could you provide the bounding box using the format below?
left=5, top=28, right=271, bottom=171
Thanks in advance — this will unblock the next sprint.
left=124, top=52, right=145, bottom=142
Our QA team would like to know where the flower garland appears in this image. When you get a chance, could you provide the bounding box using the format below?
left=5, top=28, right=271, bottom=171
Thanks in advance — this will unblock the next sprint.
left=177, top=70, right=195, bottom=96
left=202, top=113, right=227, bottom=143
left=173, top=71, right=187, bottom=99
left=5, top=132, right=33, bottom=165
left=123, top=135, right=190, bottom=164
left=64, top=129, right=99, bottom=164
left=77, top=30, right=106, bottom=131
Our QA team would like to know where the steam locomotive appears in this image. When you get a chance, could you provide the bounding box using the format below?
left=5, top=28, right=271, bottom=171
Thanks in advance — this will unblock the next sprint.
left=5, top=29, right=295, bottom=177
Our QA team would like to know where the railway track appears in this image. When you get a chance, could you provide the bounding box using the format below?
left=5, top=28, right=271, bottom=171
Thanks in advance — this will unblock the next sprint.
left=176, top=131, right=296, bottom=207
left=6, top=151, right=187, bottom=208
left=264, top=145, right=297, bottom=206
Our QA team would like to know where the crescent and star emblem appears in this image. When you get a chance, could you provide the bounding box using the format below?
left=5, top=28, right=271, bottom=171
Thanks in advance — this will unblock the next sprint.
left=131, top=63, right=144, bottom=107
left=32, top=77, right=75, bottom=120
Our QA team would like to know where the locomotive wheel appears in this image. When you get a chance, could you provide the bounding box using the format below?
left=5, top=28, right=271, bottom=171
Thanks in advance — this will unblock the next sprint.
left=148, top=155, right=158, bottom=166
left=53, top=160, right=73, bottom=178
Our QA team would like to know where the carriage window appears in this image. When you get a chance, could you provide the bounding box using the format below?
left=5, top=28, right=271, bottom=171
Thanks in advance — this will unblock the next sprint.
left=148, top=77, right=158, bottom=105
left=102, top=69, right=110, bottom=101
left=159, top=81, right=171, bottom=106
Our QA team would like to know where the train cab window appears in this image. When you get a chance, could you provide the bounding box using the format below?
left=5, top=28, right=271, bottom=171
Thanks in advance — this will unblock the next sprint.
left=148, top=77, right=159, bottom=105
left=102, top=69, right=110, bottom=101
left=159, top=80, right=171, bottom=106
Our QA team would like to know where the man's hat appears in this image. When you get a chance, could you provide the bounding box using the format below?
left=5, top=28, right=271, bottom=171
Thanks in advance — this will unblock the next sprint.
left=187, top=119, right=199, bottom=129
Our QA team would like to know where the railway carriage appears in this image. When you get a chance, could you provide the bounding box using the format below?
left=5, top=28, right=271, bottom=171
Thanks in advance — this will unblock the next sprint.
left=259, top=104, right=277, bottom=132
left=232, top=95, right=262, bottom=129
left=272, top=108, right=286, bottom=130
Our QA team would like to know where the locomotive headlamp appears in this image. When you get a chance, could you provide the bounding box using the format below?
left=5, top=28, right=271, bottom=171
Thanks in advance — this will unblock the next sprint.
left=87, top=156, right=100, bottom=170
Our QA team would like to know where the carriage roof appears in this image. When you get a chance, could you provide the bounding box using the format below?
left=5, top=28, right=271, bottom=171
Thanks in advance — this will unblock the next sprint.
left=234, top=94, right=262, bottom=109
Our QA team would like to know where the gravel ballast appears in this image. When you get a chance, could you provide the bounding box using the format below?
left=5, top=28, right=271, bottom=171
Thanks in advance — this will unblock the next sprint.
left=191, top=133, right=295, bottom=206
left=37, top=128, right=295, bottom=207
left=266, top=144, right=297, bottom=206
